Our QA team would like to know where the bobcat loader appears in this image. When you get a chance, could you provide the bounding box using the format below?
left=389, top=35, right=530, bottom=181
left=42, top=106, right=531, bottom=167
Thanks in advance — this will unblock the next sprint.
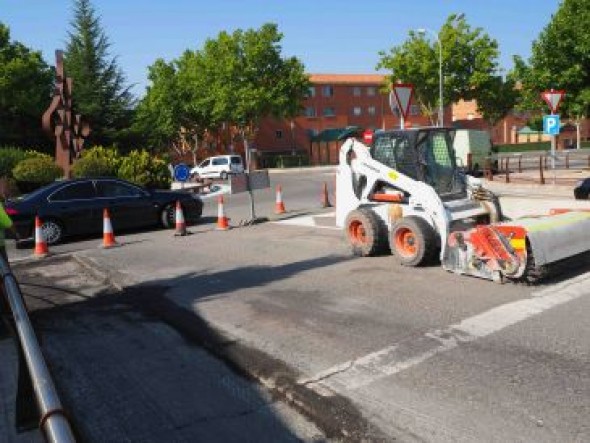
left=336, top=127, right=590, bottom=283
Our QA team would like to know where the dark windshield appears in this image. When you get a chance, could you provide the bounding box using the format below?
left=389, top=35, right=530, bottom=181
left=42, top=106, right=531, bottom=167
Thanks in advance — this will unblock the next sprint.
left=416, top=130, right=465, bottom=197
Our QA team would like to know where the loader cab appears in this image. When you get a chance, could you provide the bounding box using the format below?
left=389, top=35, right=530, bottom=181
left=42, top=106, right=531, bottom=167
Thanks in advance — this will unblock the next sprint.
left=371, top=127, right=466, bottom=200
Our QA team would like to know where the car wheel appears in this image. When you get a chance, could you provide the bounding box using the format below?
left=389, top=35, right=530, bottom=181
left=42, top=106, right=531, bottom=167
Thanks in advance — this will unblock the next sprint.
left=220, top=171, right=228, bottom=180
left=574, top=190, right=589, bottom=200
left=160, top=203, right=175, bottom=228
left=41, top=219, right=64, bottom=245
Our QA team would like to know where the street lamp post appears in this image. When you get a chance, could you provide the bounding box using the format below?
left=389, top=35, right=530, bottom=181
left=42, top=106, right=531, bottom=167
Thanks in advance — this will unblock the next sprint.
left=417, top=28, right=443, bottom=127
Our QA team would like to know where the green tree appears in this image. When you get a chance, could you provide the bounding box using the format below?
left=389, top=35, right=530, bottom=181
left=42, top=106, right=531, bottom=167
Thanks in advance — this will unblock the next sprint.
left=0, top=22, right=53, bottom=150
left=511, top=0, right=589, bottom=146
left=377, top=14, right=500, bottom=125
left=476, top=76, right=519, bottom=127
left=136, top=23, right=309, bottom=158
left=64, top=0, right=134, bottom=147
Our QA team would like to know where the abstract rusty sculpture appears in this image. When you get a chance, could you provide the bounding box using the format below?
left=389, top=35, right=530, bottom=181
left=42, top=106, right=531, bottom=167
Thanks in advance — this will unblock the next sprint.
left=42, top=50, right=90, bottom=177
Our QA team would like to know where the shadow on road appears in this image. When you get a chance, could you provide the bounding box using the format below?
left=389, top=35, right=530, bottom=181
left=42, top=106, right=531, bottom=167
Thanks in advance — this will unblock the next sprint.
left=5, top=253, right=384, bottom=442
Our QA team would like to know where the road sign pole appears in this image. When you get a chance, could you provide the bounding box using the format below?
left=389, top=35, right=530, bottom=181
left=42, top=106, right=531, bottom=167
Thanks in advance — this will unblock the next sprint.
left=400, top=115, right=404, bottom=130
left=551, top=133, right=556, bottom=185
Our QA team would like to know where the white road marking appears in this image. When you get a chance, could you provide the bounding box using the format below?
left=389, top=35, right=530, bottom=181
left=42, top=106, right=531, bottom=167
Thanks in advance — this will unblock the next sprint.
left=300, top=272, right=590, bottom=391
left=273, top=212, right=340, bottom=230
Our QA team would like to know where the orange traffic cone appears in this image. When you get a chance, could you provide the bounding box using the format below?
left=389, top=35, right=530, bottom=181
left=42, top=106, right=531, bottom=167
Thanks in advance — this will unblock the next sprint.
left=101, top=208, right=118, bottom=248
left=216, top=195, right=230, bottom=230
left=321, top=182, right=332, bottom=208
left=275, top=185, right=286, bottom=214
left=174, top=201, right=188, bottom=236
left=33, top=216, right=49, bottom=258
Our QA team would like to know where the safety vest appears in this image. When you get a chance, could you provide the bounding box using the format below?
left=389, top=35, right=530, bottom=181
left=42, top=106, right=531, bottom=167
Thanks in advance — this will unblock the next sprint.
left=0, top=203, right=13, bottom=248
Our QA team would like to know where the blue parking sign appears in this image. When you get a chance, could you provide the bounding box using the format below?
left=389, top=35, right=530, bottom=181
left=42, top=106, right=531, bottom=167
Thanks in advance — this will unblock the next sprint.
left=543, top=115, right=560, bottom=136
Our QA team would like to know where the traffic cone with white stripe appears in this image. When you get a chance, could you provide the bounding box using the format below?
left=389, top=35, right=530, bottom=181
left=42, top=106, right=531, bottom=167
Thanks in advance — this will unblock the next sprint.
left=275, top=185, right=286, bottom=214
left=216, top=195, right=230, bottom=230
left=33, top=216, right=49, bottom=258
left=174, top=200, right=188, bottom=236
left=101, top=208, right=118, bottom=248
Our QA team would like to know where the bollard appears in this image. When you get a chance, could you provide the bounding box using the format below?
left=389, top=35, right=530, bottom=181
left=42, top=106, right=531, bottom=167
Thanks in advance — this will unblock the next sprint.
left=544, top=155, right=549, bottom=170
left=518, top=155, right=522, bottom=173
left=566, top=153, right=569, bottom=169
left=505, top=157, right=510, bottom=183
left=539, top=156, right=545, bottom=185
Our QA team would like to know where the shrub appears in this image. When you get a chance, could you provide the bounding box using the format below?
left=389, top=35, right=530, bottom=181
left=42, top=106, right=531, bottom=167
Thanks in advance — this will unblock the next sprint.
left=118, top=150, right=171, bottom=189
left=0, top=147, right=28, bottom=178
left=12, top=156, right=64, bottom=185
left=72, top=146, right=121, bottom=178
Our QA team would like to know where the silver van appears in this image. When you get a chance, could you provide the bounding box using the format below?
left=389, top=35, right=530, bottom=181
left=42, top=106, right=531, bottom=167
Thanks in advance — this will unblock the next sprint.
left=190, top=155, right=244, bottom=179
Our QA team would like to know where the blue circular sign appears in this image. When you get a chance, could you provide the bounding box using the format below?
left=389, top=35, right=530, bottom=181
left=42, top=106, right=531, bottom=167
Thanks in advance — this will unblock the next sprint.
left=173, top=163, right=190, bottom=182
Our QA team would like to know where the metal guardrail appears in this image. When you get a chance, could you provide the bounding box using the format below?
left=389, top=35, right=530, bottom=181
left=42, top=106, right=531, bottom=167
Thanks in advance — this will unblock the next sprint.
left=0, top=255, right=76, bottom=443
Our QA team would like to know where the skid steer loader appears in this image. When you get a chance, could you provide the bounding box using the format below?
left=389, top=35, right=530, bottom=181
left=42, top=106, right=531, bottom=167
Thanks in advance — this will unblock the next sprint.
left=336, top=127, right=590, bottom=283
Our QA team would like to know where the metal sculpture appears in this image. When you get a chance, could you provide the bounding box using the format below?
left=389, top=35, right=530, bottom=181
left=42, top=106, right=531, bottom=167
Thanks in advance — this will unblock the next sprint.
left=42, top=50, right=90, bottom=177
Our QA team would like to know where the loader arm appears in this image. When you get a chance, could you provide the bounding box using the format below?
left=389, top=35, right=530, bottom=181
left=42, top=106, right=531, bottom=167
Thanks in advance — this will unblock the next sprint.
left=337, top=138, right=452, bottom=261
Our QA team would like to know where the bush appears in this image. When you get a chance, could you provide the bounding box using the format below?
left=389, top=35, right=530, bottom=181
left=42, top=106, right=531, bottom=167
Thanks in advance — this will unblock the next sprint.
left=12, top=155, right=64, bottom=192
left=0, top=147, right=28, bottom=178
left=72, top=146, right=121, bottom=178
left=117, top=150, right=171, bottom=189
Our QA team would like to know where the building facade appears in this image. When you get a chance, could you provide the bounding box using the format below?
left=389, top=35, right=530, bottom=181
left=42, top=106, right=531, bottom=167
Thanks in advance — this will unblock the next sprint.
left=254, top=74, right=432, bottom=163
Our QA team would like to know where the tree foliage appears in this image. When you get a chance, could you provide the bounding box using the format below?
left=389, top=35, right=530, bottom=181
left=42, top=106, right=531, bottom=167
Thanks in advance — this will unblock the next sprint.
left=377, top=14, right=501, bottom=124
left=511, top=0, right=590, bottom=119
left=135, top=23, right=309, bottom=152
left=0, top=22, right=53, bottom=150
left=64, top=0, right=134, bottom=147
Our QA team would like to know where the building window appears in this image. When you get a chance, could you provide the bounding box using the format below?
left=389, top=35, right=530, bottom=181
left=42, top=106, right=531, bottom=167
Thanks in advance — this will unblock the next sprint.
left=352, top=106, right=362, bottom=116
left=322, top=85, right=334, bottom=97
left=275, top=130, right=283, bottom=139
left=307, top=86, right=316, bottom=98
left=367, top=86, right=376, bottom=96
left=323, top=107, right=336, bottom=117
left=367, top=106, right=376, bottom=116
left=304, top=107, right=317, bottom=118
left=352, top=86, right=361, bottom=97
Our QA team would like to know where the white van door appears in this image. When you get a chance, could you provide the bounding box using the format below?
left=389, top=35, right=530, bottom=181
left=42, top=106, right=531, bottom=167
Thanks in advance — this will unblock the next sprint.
left=211, top=157, right=230, bottom=178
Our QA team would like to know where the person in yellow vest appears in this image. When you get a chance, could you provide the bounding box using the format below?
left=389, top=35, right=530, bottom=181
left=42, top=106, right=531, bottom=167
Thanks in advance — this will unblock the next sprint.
left=0, top=202, right=18, bottom=262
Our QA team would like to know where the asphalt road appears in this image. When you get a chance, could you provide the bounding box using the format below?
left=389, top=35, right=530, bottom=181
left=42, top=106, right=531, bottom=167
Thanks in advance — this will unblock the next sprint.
left=2, top=168, right=590, bottom=442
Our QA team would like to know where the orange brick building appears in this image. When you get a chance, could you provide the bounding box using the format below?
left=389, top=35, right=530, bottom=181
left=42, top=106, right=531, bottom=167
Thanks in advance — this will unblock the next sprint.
left=254, top=74, right=433, bottom=164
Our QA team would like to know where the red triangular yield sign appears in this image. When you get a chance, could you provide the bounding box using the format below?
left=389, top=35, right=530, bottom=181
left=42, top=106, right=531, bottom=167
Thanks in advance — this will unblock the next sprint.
left=540, top=90, right=565, bottom=114
left=392, top=84, right=414, bottom=120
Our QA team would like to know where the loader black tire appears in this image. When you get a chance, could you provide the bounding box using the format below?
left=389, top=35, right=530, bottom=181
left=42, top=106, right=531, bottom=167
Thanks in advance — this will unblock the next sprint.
left=390, top=216, right=438, bottom=267
left=345, top=208, right=388, bottom=257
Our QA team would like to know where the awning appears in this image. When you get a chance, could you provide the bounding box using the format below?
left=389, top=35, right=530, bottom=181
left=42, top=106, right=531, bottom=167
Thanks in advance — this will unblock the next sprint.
left=311, top=126, right=362, bottom=142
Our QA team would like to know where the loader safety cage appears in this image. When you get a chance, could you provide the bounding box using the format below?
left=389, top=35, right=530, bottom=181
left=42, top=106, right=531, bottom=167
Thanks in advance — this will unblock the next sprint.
left=371, top=128, right=467, bottom=200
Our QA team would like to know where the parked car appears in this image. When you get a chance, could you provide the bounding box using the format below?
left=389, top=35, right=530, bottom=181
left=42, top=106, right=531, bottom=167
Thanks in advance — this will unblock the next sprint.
left=574, top=178, right=590, bottom=200
left=4, top=178, right=203, bottom=244
left=190, top=155, right=244, bottom=180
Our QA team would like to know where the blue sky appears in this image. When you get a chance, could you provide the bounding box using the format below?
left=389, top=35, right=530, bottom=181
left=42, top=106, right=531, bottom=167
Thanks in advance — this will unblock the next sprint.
left=3, top=0, right=560, bottom=98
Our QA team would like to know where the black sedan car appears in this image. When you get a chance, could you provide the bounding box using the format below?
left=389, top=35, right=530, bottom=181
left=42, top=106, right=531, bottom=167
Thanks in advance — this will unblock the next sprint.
left=4, top=178, right=203, bottom=244
left=574, top=178, right=590, bottom=200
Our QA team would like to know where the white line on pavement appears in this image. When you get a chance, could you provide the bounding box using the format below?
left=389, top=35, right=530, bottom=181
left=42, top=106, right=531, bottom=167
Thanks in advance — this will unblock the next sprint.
left=300, top=272, right=590, bottom=391
left=272, top=212, right=340, bottom=230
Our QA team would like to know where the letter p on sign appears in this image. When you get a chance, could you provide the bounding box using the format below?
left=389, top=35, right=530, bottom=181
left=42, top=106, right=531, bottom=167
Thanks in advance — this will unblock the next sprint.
left=543, top=115, right=560, bottom=136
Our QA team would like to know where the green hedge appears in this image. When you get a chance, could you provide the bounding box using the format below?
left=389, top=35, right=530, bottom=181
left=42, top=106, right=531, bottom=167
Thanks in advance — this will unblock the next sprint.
left=117, top=150, right=171, bottom=189
left=260, top=154, right=309, bottom=168
left=72, top=146, right=121, bottom=178
left=495, top=141, right=590, bottom=153
left=12, top=155, right=64, bottom=185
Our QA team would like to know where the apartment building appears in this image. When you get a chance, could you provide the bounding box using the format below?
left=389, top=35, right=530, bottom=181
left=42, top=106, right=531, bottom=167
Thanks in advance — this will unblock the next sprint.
left=254, top=74, right=432, bottom=163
